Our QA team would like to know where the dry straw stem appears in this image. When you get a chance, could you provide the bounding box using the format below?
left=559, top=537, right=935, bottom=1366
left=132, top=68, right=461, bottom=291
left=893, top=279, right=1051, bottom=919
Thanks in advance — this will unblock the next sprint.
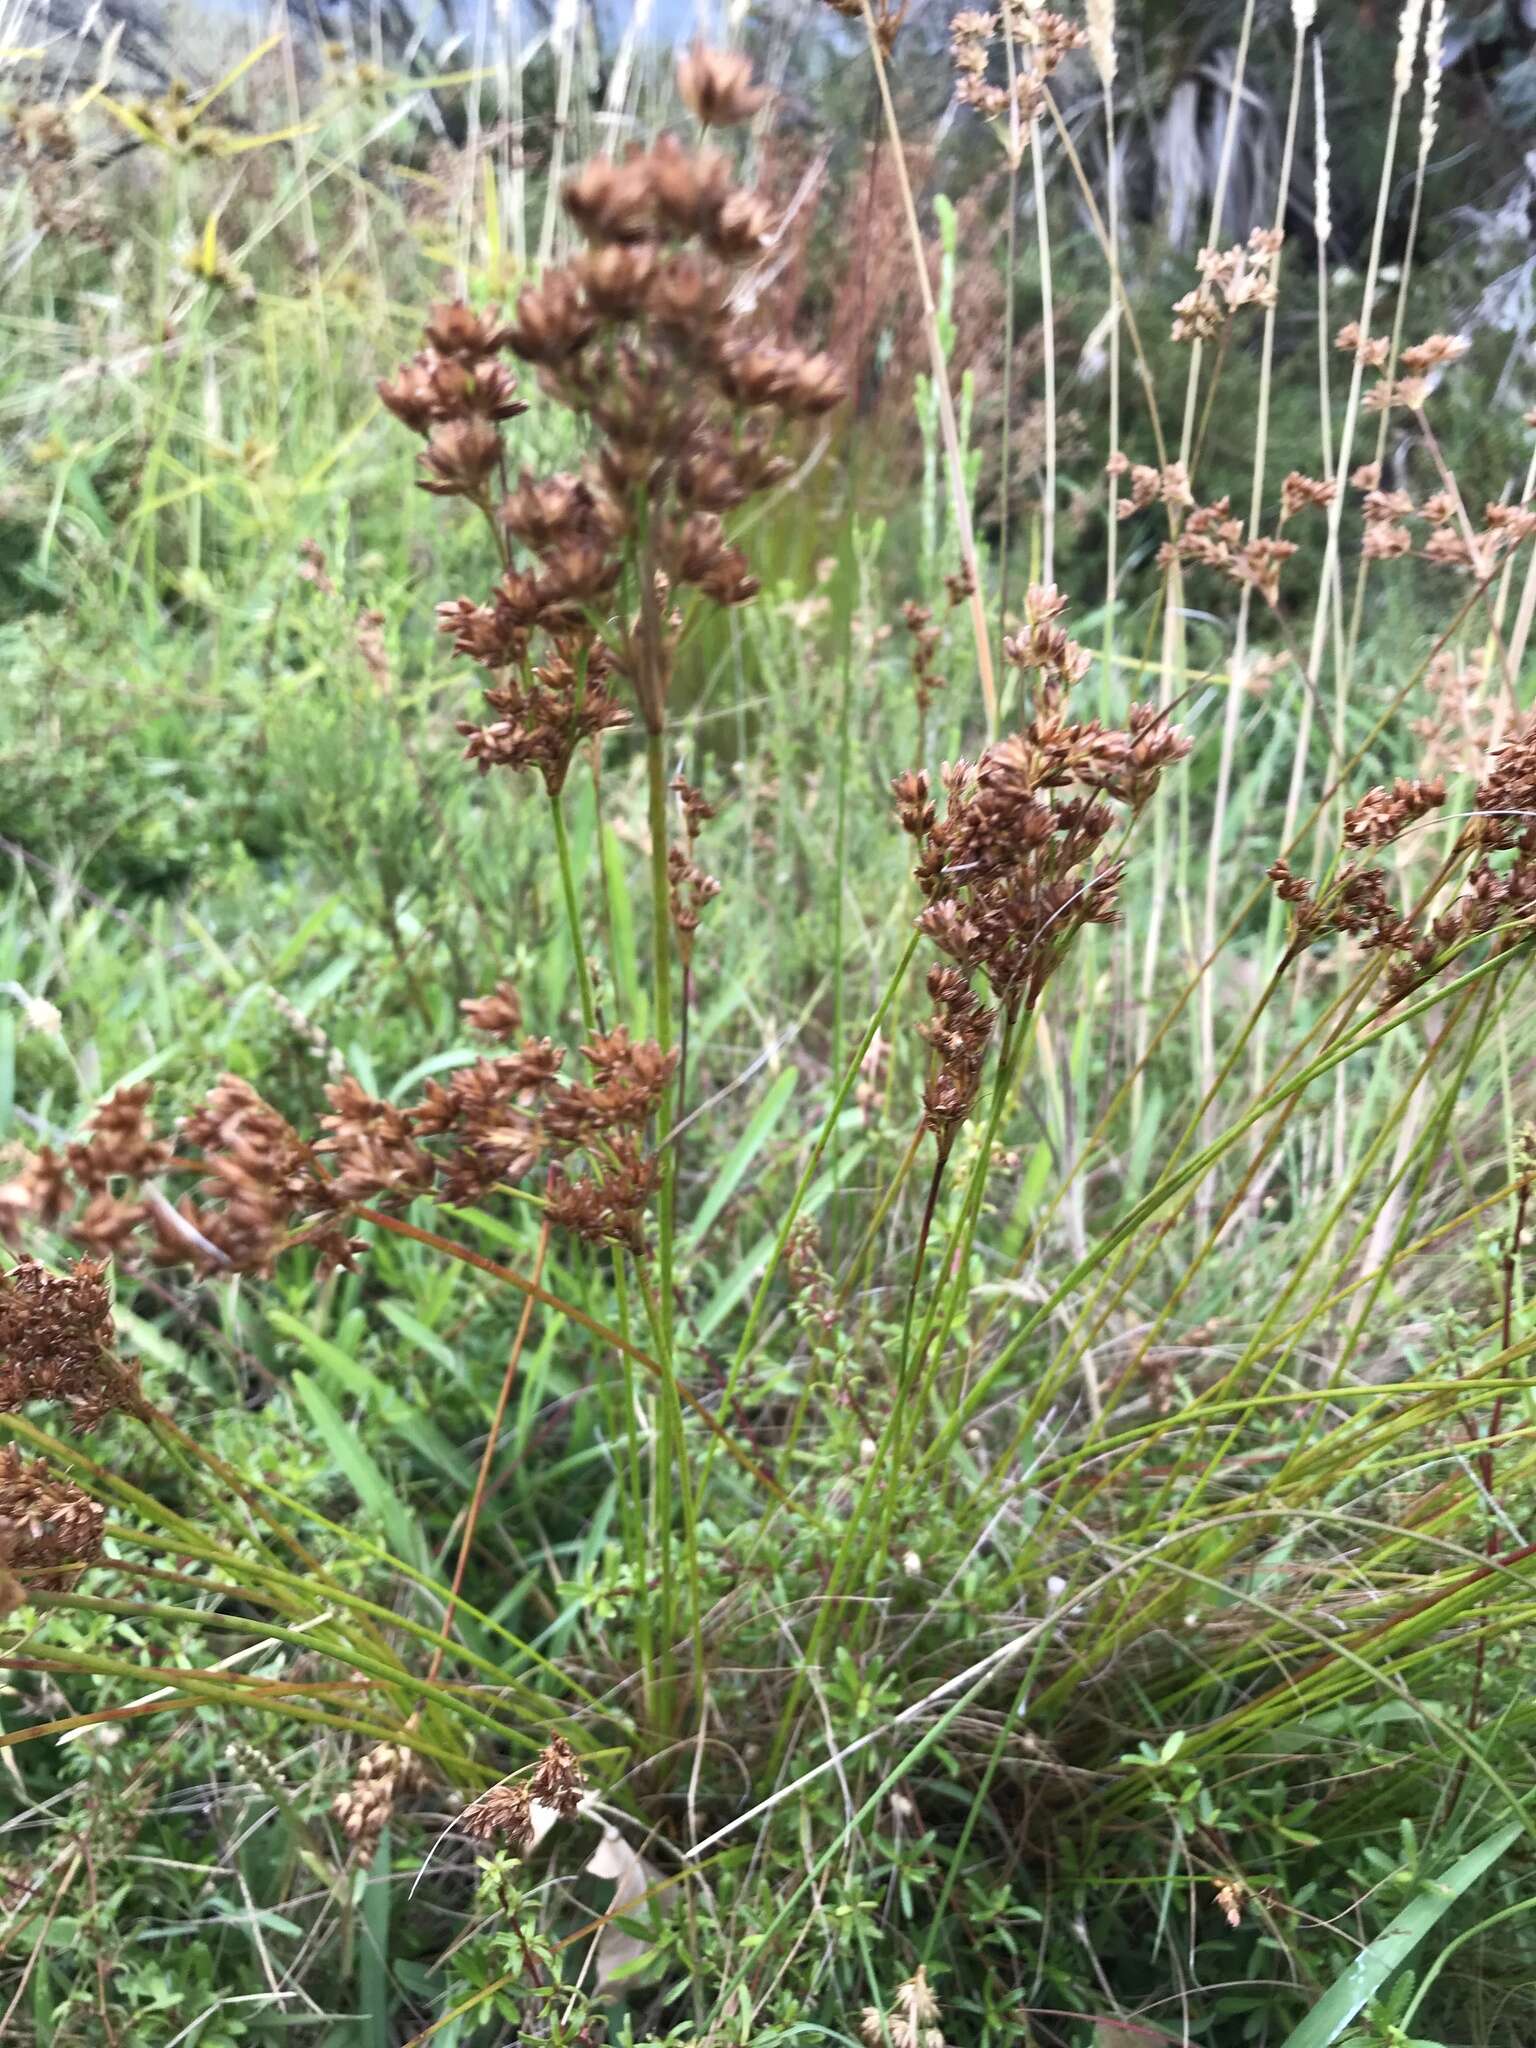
left=857, top=0, right=997, bottom=732
left=1200, top=4, right=1314, bottom=1116
left=1279, top=0, right=1426, bottom=864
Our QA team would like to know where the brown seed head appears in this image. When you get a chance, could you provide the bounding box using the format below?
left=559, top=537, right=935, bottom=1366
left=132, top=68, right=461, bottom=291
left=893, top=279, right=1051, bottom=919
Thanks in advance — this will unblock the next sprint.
left=461, top=983, right=524, bottom=1040
left=0, top=1256, right=140, bottom=1431
left=423, top=300, right=515, bottom=359
left=0, top=1445, right=105, bottom=1591
left=678, top=46, right=768, bottom=128
left=418, top=418, right=502, bottom=498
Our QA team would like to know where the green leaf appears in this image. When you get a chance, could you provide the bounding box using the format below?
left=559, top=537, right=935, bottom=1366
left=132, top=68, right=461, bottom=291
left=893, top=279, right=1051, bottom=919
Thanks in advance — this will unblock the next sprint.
left=359, top=1823, right=392, bottom=2048
left=684, top=1065, right=798, bottom=1249
left=270, top=1310, right=469, bottom=1489
left=376, top=1299, right=457, bottom=1373
left=1276, top=1821, right=1522, bottom=2048
left=289, top=1370, right=422, bottom=1568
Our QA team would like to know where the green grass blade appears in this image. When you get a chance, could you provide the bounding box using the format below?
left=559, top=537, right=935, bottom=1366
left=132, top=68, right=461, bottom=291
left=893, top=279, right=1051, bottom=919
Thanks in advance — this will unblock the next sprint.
left=1277, top=1821, right=1523, bottom=2048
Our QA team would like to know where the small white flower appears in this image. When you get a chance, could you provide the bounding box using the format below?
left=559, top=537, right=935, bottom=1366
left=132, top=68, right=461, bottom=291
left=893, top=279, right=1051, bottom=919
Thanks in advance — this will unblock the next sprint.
left=21, top=996, right=62, bottom=1038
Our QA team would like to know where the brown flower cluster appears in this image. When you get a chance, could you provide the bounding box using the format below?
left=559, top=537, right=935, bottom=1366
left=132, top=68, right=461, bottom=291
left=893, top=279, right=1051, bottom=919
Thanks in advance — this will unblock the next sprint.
left=668, top=776, right=720, bottom=969
left=450, top=607, right=631, bottom=797
left=0, top=995, right=678, bottom=1276
left=1350, top=463, right=1536, bottom=577
left=895, top=586, right=1188, bottom=1142
left=320, top=1018, right=673, bottom=1251
left=949, top=8, right=1085, bottom=129
left=1273, top=721, right=1536, bottom=1005
left=1279, top=472, right=1336, bottom=525
left=387, top=60, right=846, bottom=779
left=66, top=1083, right=169, bottom=1260
left=1336, top=323, right=1390, bottom=369
left=460, top=1735, right=585, bottom=1850
left=1343, top=776, right=1447, bottom=849
left=165, top=1076, right=351, bottom=1277
left=1356, top=330, right=1470, bottom=416
left=540, top=1031, right=678, bottom=1255
left=0, top=1256, right=140, bottom=1431
left=916, top=967, right=998, bottom=1149
left=1158, top=497, right=1297, bottom=609
left=902, top=599, right=946, bottom=719
left=332, top=1740, right=424, bottom=1864
left=380, top=299, right=633, bottom=796
left=1267, top=858, right=1403, bottom=956
left=901, top=569, right=973, bottom=720
left=426, top=56, right=841, bottom=738
left=1107, top=455, right=1191, bottom=524
left=1172, top=231, right=1282, bottom=345
left=0, top=1445, right=104, bottom=1593
left=678, top=46, right=768, bottom=127
left=823, top=0, right=908, bottom=53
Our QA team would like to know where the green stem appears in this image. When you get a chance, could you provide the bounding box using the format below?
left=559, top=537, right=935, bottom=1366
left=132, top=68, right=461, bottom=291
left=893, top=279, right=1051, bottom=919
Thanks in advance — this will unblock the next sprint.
left=548, top=788, right=596, bottom=1031
left=551, top=779, right=656, bottom=1721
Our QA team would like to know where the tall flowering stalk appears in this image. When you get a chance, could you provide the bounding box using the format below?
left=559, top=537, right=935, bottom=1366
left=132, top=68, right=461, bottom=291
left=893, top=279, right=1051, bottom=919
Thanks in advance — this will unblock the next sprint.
left=375, top=47, right=845, bottom=1713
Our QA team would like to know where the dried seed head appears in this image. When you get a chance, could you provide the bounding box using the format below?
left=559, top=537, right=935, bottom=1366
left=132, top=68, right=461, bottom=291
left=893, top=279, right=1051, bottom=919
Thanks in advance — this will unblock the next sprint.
left=527, top=1734, right=585, bottom=1816
left=1343, top=776, right=1447, bottom=848
left=316, top=1078, right=436, bottom=1206
left=0, top=1446, right=104, bottom=1591
left=0, top=1146, right=72, bottom=1246
left=69, top=1083, right=170, bottom=1191
left=332, top=1741, right=424, bottom=1863
left=899, top=587, right=1187, bottom=1107
left=677, top=46, right=768, bottom=128
left=0, top=1257, right=140, bottom=1431
left=460, top=1735, right=585, bottom=1849
left=461, top=983, right=525, bottom=1040
left=423, top=300, right=515, bottom=359
left=823, top=0, right=908, bottom=53
left=418, top=417, right=502, bottom=498
left=460, top=1778, right=535, bottom=1848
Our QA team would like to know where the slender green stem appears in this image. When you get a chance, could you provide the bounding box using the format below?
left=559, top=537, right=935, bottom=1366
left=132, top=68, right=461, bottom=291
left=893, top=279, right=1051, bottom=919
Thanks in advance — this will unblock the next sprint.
left=548, top=788, right=596, bottom=1031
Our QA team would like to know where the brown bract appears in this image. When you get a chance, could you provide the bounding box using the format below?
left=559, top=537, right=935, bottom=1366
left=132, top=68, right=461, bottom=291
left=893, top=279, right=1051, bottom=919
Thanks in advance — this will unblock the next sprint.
left=668, top=776, right=720, bottom=966
left=460, top=1735, right=585, bottom=1848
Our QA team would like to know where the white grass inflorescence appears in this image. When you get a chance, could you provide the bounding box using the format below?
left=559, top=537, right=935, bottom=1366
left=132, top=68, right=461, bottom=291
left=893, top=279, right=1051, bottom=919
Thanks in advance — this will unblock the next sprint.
left=1394, top=0, right=1426, bottom=100
left=1087, top=0, right=1116, bottom=89
left=1419, top=0, right=1446, bottom=158
left=1313, top=40, right=1332, bottom=250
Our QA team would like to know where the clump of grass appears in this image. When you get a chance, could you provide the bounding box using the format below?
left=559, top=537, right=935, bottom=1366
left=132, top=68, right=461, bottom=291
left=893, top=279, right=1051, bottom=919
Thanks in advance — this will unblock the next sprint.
left=5, top=13, right=1536, bottom=2048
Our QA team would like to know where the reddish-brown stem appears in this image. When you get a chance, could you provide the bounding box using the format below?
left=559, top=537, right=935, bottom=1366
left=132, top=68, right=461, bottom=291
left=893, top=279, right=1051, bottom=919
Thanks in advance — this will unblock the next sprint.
left=426, top=1221, right=550, bottom=1687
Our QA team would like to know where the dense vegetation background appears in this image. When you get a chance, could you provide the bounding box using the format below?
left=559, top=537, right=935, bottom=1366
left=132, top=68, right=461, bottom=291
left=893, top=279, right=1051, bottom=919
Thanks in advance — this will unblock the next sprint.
left=6, top=2, right=1536, bottom=2044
